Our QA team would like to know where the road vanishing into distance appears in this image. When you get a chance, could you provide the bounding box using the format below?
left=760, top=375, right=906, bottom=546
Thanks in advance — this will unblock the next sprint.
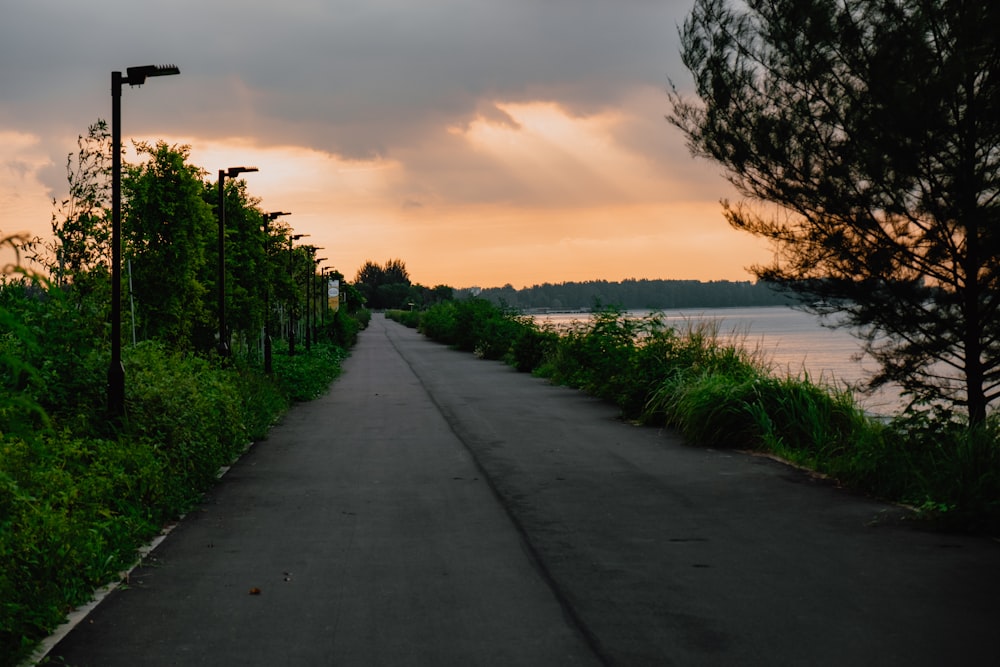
left=46, top=314, right=1000, bottom=666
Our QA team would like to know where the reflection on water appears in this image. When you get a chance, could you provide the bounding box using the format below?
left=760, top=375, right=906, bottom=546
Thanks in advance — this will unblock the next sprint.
left=534, top=305, right=903, bottom=415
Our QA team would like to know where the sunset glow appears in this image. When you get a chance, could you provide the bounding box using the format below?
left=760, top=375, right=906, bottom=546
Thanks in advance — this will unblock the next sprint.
left=0, top=1, right=773, bottom=289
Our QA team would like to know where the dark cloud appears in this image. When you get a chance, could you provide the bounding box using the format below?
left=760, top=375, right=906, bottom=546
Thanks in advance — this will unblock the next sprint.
left=4, top=0, right=735, bottom=288
left=1, top=0, right=689, bottom=160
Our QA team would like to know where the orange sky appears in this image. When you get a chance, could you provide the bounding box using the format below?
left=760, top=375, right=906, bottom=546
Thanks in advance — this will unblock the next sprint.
left=1, top=97, right=772, bottom=288
left=0, top=1, right=774, bottom=289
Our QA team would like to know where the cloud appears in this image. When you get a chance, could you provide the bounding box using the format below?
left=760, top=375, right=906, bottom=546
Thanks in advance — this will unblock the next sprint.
left=0, top=0, right=761, bottom=287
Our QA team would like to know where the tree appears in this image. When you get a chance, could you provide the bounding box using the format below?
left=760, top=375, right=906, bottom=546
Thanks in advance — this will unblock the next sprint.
left=46, top=120, right=113, bottom=285
left=354, top=260, right=383, bottom=307
left=354, top=258, right=412, bottom=309
left=204, top=177, right=267, bottom=351
left=669, top=0, right=1000, bottom=423
left=123, top=142, right=216, bottom=349
left=383, top=258, right=410, bottom=285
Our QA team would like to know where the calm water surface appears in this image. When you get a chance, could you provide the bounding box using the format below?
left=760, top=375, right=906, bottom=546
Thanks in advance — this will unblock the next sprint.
left=535, top=306, right=902, bottom=415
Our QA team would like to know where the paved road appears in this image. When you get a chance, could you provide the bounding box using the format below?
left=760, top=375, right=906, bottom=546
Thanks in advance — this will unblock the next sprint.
left=47, top=314, right=999, bottom=666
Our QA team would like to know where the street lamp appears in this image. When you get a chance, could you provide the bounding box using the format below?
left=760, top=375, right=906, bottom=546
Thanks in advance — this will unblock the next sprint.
left=302, top=246, right=323, bottom=351
left=313, top=257, right=328, bottom=344
left=217, top=166, right=258, bottom=356
left=109, top=64, right=179, bottom=416
left=262, top=211, right=290, bottom=374
left=288, top=234, right=309, bottom=356
left=319, top=266, right=332, bottom=328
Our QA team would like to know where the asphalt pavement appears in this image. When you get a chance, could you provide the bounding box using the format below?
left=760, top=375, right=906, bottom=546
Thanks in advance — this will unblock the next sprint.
left=45, top=313, right=1000, bottom=666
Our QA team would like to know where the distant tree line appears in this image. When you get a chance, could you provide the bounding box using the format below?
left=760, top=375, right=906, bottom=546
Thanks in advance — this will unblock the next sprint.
left=353, top=258, right=454, bottom=310
left=460, top=279, right=791, bottom=311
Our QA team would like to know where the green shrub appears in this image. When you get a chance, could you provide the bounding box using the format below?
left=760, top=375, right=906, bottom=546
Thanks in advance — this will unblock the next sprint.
left=386, top=309, right=421, bottom=328
left=878, top=409, right=1000, bottom=529
left=270, top=341, right=348, bottom=402
left=321, top=308, right=369, bottom=347
left=0, top=433, right=165, bottom=664
left=507, top=317, right=559, bottom=372
left=539, top=308, right=636, bottom=400
left=415, top=298, right=531, bottom=363
left=746, top=375, right=867, bottom=462
left=419, top=301, right=458, bottom=344
left=0, top=277, right=108, bottom=436
left=451, top=298, right=501, bottom=353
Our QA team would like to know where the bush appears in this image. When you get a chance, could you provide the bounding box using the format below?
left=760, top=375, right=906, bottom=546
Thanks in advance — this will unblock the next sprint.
left=879, top=409, right=1000, bottom=530
left=124, top=342, right=258, bottom=504
left=419, top=301, right=458, bottom=344
left=0, top=277, right=108, bottom=436
left=415, top=298, right=535, bottom=364
left=325, top=308, right=369, bottom=347
left=507, top=317, right=559, bottom=372
left=0, top=434, right=167, bottom=657
left=269, top=341, right=348, bottom=402
left=386, top=308, right=421, bottom=328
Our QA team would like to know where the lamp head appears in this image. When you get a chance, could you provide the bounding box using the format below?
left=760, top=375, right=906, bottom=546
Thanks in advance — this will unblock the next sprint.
left=226, top=166, right=259, bottom=178
left=265, top=211, right=292, bottom=220
left=126, top=64, right=180, bottom=87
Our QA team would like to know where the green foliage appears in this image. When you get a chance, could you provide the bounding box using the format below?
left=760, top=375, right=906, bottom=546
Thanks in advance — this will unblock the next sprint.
left=213, top=179, right=268, bottom=348
left=318, top=308, right=369, bottom=348
left=123, top=342, right=254, bottom=502
left=537, top=310, right=759, bottom=418
left=47, top=119, right=113, bottom=278
left=507, top=315, right=558, bottom=372
left=386, top=308, right=421, bottom=328
left=351, top=307, right=372, bottom=329
left=124, top=142, right=216, bottom=350
left=878, top=409, right=1000, bottom=529
left=0, top=284, right=49, bottom=440
left=0, top=434, right=165, bottom=662
left=540, top=307, right=638, bottom=404
left=407, top=299, right=546, bottom=370
left=420, top=298, right=518, bottom=359
left=269, top=341, right=348, bottom=402
left=353, top=258, right=412, bottom=310
left=0, top=276, right=107, bottom=435
left=418, top=300, right=458, bottom=344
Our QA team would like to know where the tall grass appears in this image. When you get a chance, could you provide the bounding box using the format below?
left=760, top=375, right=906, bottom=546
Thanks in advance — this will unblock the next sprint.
left=407, top=298, right=999, bottom=534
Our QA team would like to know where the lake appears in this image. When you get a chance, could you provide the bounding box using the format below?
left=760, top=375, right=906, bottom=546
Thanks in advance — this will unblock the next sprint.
left=534, top=305, right=903, bottom=415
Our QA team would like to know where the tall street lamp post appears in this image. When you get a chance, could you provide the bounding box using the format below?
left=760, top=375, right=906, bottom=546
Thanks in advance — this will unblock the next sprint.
left=262, top=211, right=290, bottom=374
left=217, top=166, right=258, bottom=356
left=320, top=266, right=331, bottom=329
left=313, top=257, right=328, bottom=343
left=109, top=64, right=179, bottom=416
left=288, top=234, right=309, bottom=356
left=303, top=246, right=323, bottom=351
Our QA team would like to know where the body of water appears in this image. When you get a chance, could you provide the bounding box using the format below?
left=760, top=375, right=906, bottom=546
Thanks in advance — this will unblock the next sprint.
left=535, top=306, right=902, bottom=415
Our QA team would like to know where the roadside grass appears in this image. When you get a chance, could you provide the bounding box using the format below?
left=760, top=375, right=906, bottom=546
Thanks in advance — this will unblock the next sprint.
left=394, top=299, right=1000, bottom=535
